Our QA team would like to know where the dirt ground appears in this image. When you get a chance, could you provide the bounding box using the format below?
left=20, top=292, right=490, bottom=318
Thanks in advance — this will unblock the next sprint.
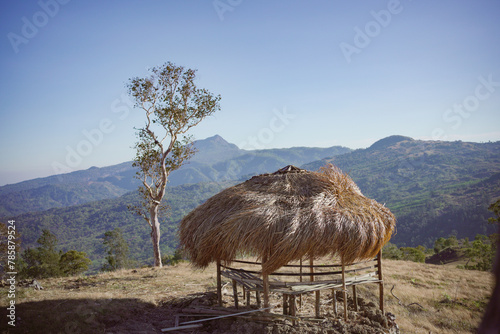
left=104, top=287, right=400, bottom=334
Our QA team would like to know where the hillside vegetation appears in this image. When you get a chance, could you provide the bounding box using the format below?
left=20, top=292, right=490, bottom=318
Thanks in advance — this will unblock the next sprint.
left=3, top=135, right=499, bottom=269
left=304, top=136, right=500, bottom=246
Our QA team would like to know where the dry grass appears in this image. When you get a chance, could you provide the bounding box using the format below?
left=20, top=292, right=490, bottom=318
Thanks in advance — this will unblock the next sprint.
left=371, top=260, right=493, bottom=333
left=1, top=259, right=493, bottom=333
left=180, top=164, right=396, bottom=274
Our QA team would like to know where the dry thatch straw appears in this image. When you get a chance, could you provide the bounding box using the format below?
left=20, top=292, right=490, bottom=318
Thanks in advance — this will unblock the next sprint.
left=179, top=164, right=396, bottom=274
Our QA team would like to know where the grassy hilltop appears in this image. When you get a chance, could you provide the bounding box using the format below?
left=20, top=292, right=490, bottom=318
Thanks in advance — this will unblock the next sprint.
left=1, top=258, right=493, bottom=333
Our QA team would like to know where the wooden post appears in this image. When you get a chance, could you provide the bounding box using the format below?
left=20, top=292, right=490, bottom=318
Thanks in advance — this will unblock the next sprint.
left=299, top=258, right=303, bottom=309
left=245, top=287, right=251, bottom=306
left=352, top=285, right=358, bottom=311
left=232, top=279, right=239, bottom=309
left=256, top=291, right=261, bottom=308
left=290, top=294, right=296, bottom=316
left=377, top=250, right=384, bottom=313
left=310, top=257, right=320, bottom=318
left=342, top=261, right=347, bottom=321
left=332, top=289, right=337, bottom=316
left=283, top=294, right=289, bottom=315
left=290, top=294, right=297, bottom=326
left=217, top=259, right=222, bottom=307
left=262, top=254, right=270, bottom=312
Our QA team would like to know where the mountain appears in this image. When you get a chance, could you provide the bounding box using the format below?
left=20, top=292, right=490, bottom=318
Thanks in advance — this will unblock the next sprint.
left=303, top=136, right=500, bottom=246
left=5, top=135, right=499, bottom=269
left=0, top=135, right=351, bottom=217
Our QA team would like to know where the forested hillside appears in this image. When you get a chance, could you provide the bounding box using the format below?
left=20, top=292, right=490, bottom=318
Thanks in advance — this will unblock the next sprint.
left=5, top=135, right=500, bottom=270
left=11, top=181, right=235, bottom=271
left=0, top=135, right=350, bottom=217
left=304, top=136, right=500, bottom=246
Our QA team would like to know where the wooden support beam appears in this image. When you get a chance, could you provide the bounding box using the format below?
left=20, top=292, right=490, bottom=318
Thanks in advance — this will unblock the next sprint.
left=315, top=291, right=321, bottom=318
left=377, top=250, right=384, bottom=313
left=352, top=285, right=358, bottom=311
left=256, top=291, right=261, bottom=308
left=332, top=289, right=337, bottom=316
left=283, top=294, right=289, bottom=315
left=290, top=294, right=296, bottom=316
left=342, top=261, right=347, bottom=321
left=217, top=259, right=222, bottom=307
left=245, top=287, right=251, bottom=306
left=232, top=279, right=238, bottom=309
left=263, top=253, right=270, bottom=312
left=299, top=258, right=303, bottom=309
left=310, top=256, right=321, bottom=318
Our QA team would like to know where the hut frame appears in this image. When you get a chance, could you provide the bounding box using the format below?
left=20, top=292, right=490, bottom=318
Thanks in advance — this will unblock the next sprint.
left=180, top=165, right=395, bottom=320
left=216, top=251, right=384, bottom=320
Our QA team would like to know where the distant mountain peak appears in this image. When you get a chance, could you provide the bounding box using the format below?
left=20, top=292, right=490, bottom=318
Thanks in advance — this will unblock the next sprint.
left=191, top=135, right=242, bottom=164
left=369, top=135, right=414, bottom=150
left=193, top=135, right=238, bottom=150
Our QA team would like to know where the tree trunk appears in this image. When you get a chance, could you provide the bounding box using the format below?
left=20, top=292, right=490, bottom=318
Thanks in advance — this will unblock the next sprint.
left=150, top=204, right=163, bottom=267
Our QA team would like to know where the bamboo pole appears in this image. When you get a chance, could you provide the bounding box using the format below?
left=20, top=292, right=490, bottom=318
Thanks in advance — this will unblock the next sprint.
left=377, top=250, right=384, bottom=313
left=217, top=259, right=222, bottom=306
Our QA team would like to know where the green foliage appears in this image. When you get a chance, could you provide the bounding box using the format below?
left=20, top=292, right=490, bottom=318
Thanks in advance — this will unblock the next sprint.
left=400, top=246, right=426, bottom=263
left=488, top=198, right=500, bottom=225
left=20, top=229, right=61, bottom=278
left=434, top=237, right=446, bottom=254
left=434, top=236, right=459, bottom=254
left=383, top=243, right=426, bottom=263
left=462, top=234, right=496, bottom=271
left=382, top=242, right=403, bottom=260
left=59, top=250, right=92, bottom=276
left=101, top=228, right=131, bottom=271
left=162, top=248, right=183, bottom=266
left=19, top=229, right=92, bottom=278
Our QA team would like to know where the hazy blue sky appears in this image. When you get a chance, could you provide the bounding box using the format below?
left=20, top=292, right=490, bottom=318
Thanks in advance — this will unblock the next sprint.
left=1, top=0, right=499, bottom=185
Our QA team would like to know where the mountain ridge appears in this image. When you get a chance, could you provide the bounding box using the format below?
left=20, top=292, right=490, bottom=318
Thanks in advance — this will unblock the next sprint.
left=0, top=135, right=351, bottom=217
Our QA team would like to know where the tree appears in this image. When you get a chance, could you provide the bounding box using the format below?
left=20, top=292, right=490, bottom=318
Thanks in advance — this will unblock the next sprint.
left=400, top=246, right=426, bottom=263
left=488, top=198, right=500, bottom=226
left=382, top=242, right=402, bottom=260
left=463, top=234, right=495, bottom=271
left=101, top=228, right=130, bottom=271
left=163, top=248, right=183, bottom=266
left=127, top=62, right=221, bottom=267
left=59, top=250, right=92, bottom=276
left=20, top=229, right=61, bottom=278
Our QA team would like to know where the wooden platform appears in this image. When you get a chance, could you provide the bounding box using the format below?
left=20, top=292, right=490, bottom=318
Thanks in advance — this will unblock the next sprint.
left=217, top=251, right=384, bottom=320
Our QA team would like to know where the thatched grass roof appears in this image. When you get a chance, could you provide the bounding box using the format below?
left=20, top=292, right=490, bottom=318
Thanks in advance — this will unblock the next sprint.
left=179, top=164, right=396, bottom=274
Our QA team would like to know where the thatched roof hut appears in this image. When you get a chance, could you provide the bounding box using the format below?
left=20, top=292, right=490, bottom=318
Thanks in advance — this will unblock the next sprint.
left=179, top=164, right=396, bottom=275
